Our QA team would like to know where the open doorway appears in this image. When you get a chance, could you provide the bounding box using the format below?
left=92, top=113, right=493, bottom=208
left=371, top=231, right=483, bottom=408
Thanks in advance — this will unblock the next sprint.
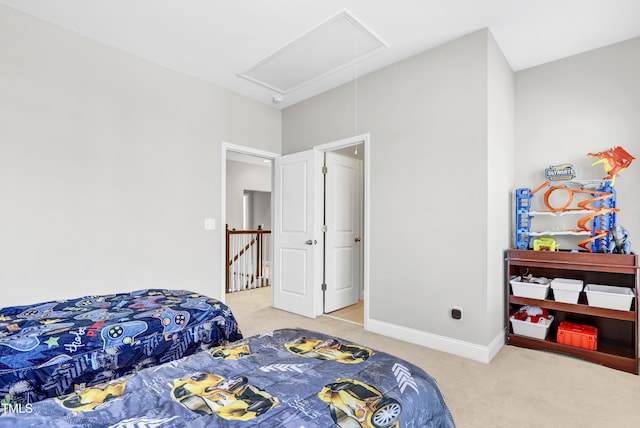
left=271, top=134, right=368, bottom=325
left=271, top=134, right=370, bottom=325
left=221, top=143, right=277, bottom=299
left=321, top=142, right=365, bottom=325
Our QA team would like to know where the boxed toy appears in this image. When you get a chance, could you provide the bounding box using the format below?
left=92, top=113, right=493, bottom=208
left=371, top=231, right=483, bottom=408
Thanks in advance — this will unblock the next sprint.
left=557, top=321, right=597, bottom=351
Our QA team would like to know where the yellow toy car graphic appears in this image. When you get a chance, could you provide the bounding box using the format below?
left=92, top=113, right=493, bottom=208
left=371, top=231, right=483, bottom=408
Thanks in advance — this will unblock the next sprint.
left=318, top=378, right=402, bottom=428
left=285, top=337, right=373, bottom=363
left=208, top=342, right=251, bottom=360
left=55, top=381, right=127, bottom=413
left=170, top=372, right=278, bottom=421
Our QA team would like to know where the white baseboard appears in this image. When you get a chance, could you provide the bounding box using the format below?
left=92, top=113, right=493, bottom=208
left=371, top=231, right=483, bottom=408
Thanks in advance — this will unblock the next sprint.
left=366, top=318, right=506, bottom=364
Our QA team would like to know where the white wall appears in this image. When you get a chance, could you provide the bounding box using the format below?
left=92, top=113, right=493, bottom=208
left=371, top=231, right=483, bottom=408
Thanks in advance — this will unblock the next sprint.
left=283, top=29, right=513, bottom=359
left=0, top=6, right=281, bottom=306
left=515, top=36, right=640, bottom=253
left=486, top=32, right=515, bottom=345
left=225, top=160, right=271, bottom=229
left=250, top=191, right=272, bottom=230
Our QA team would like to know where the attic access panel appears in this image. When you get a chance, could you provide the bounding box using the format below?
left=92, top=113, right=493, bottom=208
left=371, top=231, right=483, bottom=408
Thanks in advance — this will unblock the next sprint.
left=239, top=10, right=387, bottom=94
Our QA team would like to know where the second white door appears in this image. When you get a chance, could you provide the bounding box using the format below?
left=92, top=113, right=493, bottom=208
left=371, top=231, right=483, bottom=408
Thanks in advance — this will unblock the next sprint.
left=323, top=151, right=362, bottom=313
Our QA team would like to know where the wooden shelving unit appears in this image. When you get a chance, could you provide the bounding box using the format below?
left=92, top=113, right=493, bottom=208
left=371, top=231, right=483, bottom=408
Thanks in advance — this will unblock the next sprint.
left=506, top=249, right=639, bottom=374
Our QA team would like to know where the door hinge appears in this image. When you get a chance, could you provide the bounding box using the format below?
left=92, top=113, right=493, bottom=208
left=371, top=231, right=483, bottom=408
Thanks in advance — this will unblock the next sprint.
left=321, top=224, right=327, bottom=233
left=321, top=165, right=328, bottom=174
left=321, top=283, right=327, bottom=291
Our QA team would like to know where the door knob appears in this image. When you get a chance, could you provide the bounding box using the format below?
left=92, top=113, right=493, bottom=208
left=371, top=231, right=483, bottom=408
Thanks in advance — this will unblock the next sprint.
left=305, top=240, right=317, bottom=245
left=354, top=237, right=362, bottom=242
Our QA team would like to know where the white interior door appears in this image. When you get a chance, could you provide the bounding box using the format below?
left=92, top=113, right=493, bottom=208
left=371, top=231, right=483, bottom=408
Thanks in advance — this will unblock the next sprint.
left=324, top=152, right=362, bottom=313
left=272, top=150, right=321, bottom=318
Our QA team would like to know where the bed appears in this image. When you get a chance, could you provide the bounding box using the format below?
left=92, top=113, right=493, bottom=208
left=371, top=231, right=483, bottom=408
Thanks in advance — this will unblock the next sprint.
left=1, top=328, right=456, bottom=427
left=0, top=289, right=242, bottom=404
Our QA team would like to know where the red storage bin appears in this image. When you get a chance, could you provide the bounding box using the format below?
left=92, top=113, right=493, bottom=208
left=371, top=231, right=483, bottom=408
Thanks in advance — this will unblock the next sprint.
left=557, top=321, right=597, bottom=351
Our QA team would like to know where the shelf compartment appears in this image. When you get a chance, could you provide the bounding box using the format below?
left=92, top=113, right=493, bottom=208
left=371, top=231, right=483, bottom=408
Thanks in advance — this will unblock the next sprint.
left=507, top=333, right=638, bottom=374
left=509, top=295, right=636, bottom=321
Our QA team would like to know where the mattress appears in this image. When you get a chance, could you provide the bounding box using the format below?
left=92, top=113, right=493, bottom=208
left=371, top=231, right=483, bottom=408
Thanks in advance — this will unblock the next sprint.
left=0, top=328, right=456, bottom=427
left=0, top=289, right=242, bottom=404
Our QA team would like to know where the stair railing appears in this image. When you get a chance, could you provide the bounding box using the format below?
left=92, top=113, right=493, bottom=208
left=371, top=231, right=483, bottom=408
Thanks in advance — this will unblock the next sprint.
left=226, top=225, right=271, bottom=293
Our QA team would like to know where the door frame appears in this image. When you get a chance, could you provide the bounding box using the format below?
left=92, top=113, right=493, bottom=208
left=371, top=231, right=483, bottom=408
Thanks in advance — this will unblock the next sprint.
left=314, top=133, right=370, bottom=328
left=220, top=142, right=279, bottom=303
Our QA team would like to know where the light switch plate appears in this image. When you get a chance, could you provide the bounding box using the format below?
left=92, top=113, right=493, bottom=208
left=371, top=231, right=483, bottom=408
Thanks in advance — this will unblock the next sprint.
left=204, top=218, right=216, bottom=230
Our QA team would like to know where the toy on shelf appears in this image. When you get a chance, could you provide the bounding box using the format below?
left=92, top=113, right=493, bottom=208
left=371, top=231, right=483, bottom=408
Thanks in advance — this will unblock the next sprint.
left=515, top=179, right=616, bottom=252
left=533, top=237, right=558, bottom=251
left=588, top=146, right=635, bottom=183
left=512, top=306, right=551, bottom=325
left=609, top=224, right=631, bottom=254
left=515, top=147, right=634, bottom=253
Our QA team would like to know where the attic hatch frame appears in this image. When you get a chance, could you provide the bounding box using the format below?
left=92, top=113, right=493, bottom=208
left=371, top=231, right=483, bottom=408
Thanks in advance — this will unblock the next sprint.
left=238, top=9, right=388, bottom=95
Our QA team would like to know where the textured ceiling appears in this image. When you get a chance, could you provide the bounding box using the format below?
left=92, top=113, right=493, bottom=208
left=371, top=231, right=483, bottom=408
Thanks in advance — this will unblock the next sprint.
left=2, top=0, right=639, bottom=108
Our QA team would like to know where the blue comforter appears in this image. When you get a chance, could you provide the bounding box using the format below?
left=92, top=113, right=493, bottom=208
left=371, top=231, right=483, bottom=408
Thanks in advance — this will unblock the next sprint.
left=0, top=289, right=242, bottom=404
left=0, top=328, right=455, bottom=427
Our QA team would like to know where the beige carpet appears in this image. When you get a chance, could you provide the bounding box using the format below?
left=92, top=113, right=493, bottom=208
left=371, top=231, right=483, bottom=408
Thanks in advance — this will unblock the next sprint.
left=226, top=287, right=640, bottom=428
left=326, top=299, right=364, bottom=324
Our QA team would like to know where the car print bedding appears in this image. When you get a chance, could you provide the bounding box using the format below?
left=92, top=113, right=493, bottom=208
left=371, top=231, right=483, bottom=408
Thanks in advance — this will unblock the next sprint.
left=0, top=328, right=456, bottom=427
left=0, top=289, right=242, bottom=405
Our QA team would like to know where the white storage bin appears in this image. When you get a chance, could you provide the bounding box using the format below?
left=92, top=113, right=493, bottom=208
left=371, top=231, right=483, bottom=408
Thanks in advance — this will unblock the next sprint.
left=510, top=276, right=550, bottom=299
left=510, top=315, right=554, bottom=339
left=551, top=278, right=584, bottom=304
left=584, top=284, right=635, bottom=311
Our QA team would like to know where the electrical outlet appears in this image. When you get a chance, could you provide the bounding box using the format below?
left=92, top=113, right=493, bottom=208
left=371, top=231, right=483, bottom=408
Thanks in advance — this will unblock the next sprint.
left=451, top=306, right=463, bottom=321
left=204, top=218, right=216, bottom=230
